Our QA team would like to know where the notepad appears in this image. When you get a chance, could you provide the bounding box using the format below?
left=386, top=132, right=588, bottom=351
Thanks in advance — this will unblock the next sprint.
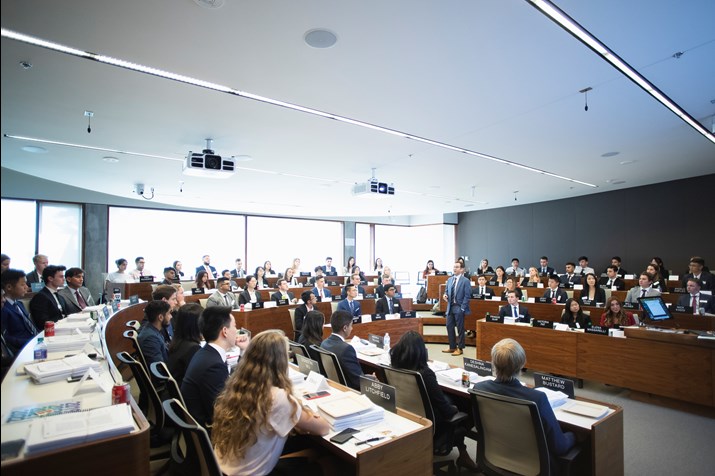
left=560, top=400, right=609, bottom=419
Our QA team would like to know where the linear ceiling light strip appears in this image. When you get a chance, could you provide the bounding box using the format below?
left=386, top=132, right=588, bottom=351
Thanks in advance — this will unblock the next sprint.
left=526, top=0, right=715, bottom=145
left=2, top=27, right=598, bottom=186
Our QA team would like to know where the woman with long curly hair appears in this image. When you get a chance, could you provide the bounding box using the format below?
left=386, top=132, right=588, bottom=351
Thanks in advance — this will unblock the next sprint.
left=600, top=296, right=635, bottom=328
left=212, top=330, right=329, bottom=475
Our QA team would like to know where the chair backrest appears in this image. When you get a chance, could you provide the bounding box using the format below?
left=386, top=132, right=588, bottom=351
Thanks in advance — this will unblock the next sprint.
left=150, top=361, right=186, bottom=407
left=116, top=351, right=165, bottom=432
left=199, top=298, right=208, bottom=308
left=288, top=340, right=309, bottom=365
left=381, top=366, right=435, bottom=432
left=123, top=328, right=149, bottom=373
left=309, top=345, right=347, bottom=386
left=126, top=320, right=141, bottom=330
left=394, top=271, right=410, bottom=285
left=162, top=398, right=223, bottom=476
left=469, top=389, right=550, bottom=476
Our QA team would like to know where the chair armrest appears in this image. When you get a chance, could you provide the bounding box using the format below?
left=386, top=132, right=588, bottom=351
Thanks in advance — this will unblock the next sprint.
left=558, top=443, right=583, bottom=464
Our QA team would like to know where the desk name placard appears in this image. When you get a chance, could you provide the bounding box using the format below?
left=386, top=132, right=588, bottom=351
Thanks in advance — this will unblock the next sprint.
left=532, top=319, right=553, bottom=329
left=585, top=326, right=609, bottom=335
left=464, top=357, right=492, bottom=377
left=534, top=372, right=575, bottom=399
left=360, top=377, right=396, bottom=413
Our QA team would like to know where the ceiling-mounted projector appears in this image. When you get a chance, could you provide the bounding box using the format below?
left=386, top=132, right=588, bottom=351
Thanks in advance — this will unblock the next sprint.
left=352, top=174, right=395, bottom=196
left=182, top=138, right=235, bottom=178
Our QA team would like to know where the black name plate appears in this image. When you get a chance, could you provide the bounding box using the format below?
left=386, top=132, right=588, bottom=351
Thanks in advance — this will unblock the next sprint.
left=534, top=372, right=575, bottom=399
left=585, top=326, right=609, bottom=335
left=368, top=333, right=384, bottom=348
left=191, top=287, right=205, bottom=295
left=464, top=357, right=492, bottom=377
left=371, top=313, right=386, bottom=321
left=129, top=295, right=139, bottom=305
left=532, top=319, right=553, bottom=329
left=139, top=276, right=154, bottom=283
left=276, top=299, right=289, bottom=306
left=251, top=302, right=264, bottom=309
left=360, top=377, right=396, bottom=413
left=486, top=314, right=504, bottom=324
left=400, top=311, right=415, bottom=318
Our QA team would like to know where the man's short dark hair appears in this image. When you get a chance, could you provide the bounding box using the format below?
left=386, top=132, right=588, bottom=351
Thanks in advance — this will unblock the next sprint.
left=477, top=274, right=487, bottom=280
left=548, top=275, right=559, bottom=283
left=540, top=256, right=548, bottom=261
left=690, top=257, right=705, bottom=266
left=454, top=260, right=464, bottom=269
left=612, top=256, right=622, bottom=263
left=152, top=285, right=177, bottom=301
left=200, top=306, right=232, bottom=342
left=135, top=256, right=144, bottom=264
left=216, top=277, right=230, bottom=286
left=578, top=256, right=588, bottom=262
left=607, top=265, right=618, bottom=273
left=511, top=258, right=520, bottom=263
left=144, top=300, right=170, bottom=324
left=507, top=290, right=518, bottom=298
left=42, top=265, right=66, bottom=281
left=277, top=278, right=287, bottom=287
left=65, top=267, right=84, bottom=279
left=315, top=276, right=325, bottom=284
left=314, top=266, right=322, bottom=273
left=687, top=278, right=701, bottom=287
left=384, top=284, right=396, bottom=293
left=163, top=267, right=175, bottom=274
left=566, top=262, right=575, bottom=267
left=345, top=283, right=355, bottom=292
left=326, top=256, right=332, bottom=260
left=301, top=290, right=314, bottom=303
left=330, top=310, right=353, bottom=333
left=1, top=269, right=26, bottom=288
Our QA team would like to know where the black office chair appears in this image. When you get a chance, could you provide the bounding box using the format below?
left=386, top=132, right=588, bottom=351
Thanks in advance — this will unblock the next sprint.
left=288, top=340, right=309, bottom=365
left=382, top=365, right=470, bottom=475
left=309, top=345, right=347, bottom=386
left=469, top=389, right=582, bottom=476
left=122, top=328, right=150, bottom=374
left=162, top=398, right=223, bottom=476
left=150, top=361, right=185, bottom=407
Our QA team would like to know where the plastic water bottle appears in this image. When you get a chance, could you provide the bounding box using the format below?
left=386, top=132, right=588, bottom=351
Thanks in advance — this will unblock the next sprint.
left=34, top=337, right=48, bottom=361
left=383, top=333, right=390, bottom=351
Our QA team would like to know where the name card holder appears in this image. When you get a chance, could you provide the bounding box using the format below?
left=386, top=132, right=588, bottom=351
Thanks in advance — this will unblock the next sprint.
left=670, top=287, right=687, bottom=294
left=534, top=372, right=575, bottom=399
left=622, top=302, right=637, bottom=310
left=436, top=271, right=448, bottom=276
left=537, top=297, right=550, bottom=304
left=251, top=302, right=264, bottom=309
left=532, top=319, right=553, bottom=329
left=464, top=357, right=493, bottom=377
left=672, top=305, right=691, bottom=313
left=364, top=293, right=376, bottom=299
left=300, top=272, right=312, bottom=277
left=486, top=314, right=504, bottom=324
left=352, top=315, right=362, bottom=324
left=276, top=299, right=289, bottom=306
left=325, top=271, right=338, bottom=276
left=368, top=333, right=384, bottom=348
left=129, top=295, right=139, bottom=305
left=585, top=326, right=609, bottom=335
left=360, top=377, right=396, bottom=413
left=191, top=287, right=205, bottom=295
left=327, top=281, right=339, bottom=286
left=371, top=313, right=386, bottom=321
left=400, top=311, right=415, bottom=318
left=139, top=276, right=154, bottom=283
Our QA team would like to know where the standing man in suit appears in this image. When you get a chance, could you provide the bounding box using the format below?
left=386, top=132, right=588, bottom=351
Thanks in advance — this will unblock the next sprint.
left=321, top=257, right=337, bottom=275
left=375, top=284, right=402, bottom=315
left=29, top=265, right=67, bottom=330
left=311, top=276, right=332, bottom=301
left=321, top=310, right=365, bottom=390
left=25, top=254, right=49, bottom=285
left=271, top=278, right=297, bottom=304
left=181, top=306, right=249, bottom=430
left=1, top=269, right=37, bottom=354
left=58, top=267, right=94, bottom=314
left=625, top=272, right=661, bottom=304
left=473, top=274, right=495, bottom=299
left=196, top=254, right=218, bottom=279
left=543, top=275, right=568, bottom=304
left=341, top=274, right=366, bottom=299
left=207, top=277, right=239, bottom=309
left=599, top=266, right=626, bottom=290
left=337, top=284, right=362, bottom=318
left=293, top=290, right=317, bottom=340
left=677, top=278, right=714, bottom=314
left=538, top=256, right=555, bottom=277
left=559, top=262, right=582, bottom=286
left=498, top=290, right=532, bottom=323
left=574, top=256, right=595, bottom=276
left=230, top=258, right=246, bottom=278
left=442, top=260, right=471, bottom=356
left=681, top=257, right=713, bottom=291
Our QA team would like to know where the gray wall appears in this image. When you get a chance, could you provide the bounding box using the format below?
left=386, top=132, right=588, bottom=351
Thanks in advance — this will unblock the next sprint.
left=456, top=174, right=715, bottom=276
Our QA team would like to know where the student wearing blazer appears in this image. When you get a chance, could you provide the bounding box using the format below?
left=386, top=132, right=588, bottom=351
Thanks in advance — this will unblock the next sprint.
left=442, top=261, right=471, bottom=356
left=375, top=285, right=402, bottom=315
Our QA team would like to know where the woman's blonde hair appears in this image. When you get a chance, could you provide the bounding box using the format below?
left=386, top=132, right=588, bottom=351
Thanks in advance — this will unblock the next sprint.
left=211, top=330, right=296, bottom=460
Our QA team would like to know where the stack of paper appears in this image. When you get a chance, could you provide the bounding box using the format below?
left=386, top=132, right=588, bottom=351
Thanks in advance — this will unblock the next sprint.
left=54, top=318, right=95, bottom=335
left=25, top=404, right=136, bottom=455
left=65, top=312, right=93, bottom=322
left=317, top=393, right=384, bottom=431
left=534, top=387, right=569, bottom=408
left=288, top=366, right=306, bottom=386
left=24, top=354, right=102, bottom=384
left=357, top=347, right=384, bottom=357
left=44, top=334, right=92, bottom=353
left=427, top=360, right=451, bottom=372
left=435, top=367, right=479, bottom=386
left=559, top=400, right=609, bottom=419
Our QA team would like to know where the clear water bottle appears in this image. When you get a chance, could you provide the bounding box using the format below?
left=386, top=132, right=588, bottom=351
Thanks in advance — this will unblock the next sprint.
left=34, top=337, right=48, bottom=361
left=383, top=333, right=390, bottom=351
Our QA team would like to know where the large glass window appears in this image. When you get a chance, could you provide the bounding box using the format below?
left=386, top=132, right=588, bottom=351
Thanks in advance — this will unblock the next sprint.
left=108, top=207, right=246, bottom=279
left=0, top=199, right=37, bottom=271
left=355, top=223, right=372, bottom=273
left=246, top=216, right=342, bottom=276
left=38, top=202, right=82, bottom=268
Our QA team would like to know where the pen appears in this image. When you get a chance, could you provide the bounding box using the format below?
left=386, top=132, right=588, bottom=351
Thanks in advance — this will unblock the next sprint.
left=355, top=437, right=384, bottom=446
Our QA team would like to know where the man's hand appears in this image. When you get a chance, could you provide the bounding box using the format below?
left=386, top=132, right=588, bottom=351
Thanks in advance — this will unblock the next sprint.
left=235, top=333, right=250, bottom=350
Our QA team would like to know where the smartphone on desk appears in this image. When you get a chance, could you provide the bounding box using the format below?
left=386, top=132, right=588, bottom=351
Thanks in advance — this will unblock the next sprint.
left=330, top=427, right=360, bottom=444
left=302, top=391, right=330, bottom=400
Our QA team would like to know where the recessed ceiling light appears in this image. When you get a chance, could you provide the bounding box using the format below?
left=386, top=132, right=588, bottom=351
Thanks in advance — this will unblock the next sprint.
left=232, top=155, right=253, bottom=162
left=619, top=160, right=637, bottom=165
left=21, top=145, right=47, bottom=153
left=601, top=151, right=620, bottom=157
left=304, top=29, right=338, bottom=49
left=103, top=156, right=119, bottom=163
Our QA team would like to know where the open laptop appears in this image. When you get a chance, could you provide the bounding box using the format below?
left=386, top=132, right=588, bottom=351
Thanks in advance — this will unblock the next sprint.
left=296, top=353, right=320, bottom=376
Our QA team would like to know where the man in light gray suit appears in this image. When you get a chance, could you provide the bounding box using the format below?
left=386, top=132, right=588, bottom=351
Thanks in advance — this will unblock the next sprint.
left=58, top=267, right=94, bottom=315
left=625, top=271, right=661, bottom=304
left=206, top=277, right=238, bottom=309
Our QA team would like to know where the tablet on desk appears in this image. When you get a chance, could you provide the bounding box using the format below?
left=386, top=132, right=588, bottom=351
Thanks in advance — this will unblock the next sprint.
left=638, top=296, right=674, bottom=322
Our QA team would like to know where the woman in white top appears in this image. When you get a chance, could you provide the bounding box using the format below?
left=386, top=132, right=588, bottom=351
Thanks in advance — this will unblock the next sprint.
left=343, top=256, right=356, bottom=276
left=373, top=257, right=384, bottom=274
left=283, top=268, right=298, bottom=286
left=105, top=258, right=136, bottom=295
left=212, top=331, right=329, bottom=476
left=254, top=266, right=268, bottom=289
left=264, top=260, right=277, bottom=276
left=291, top=257, right=302, bottom=275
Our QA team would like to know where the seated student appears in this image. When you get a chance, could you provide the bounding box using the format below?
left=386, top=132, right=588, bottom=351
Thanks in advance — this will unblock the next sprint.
left=505, top=258, right=525, bottom=278
left=498, top=290, right=532, bottom=322
left=677, top=278, right=714, bottom=314
left=609, top=256, right=629, bottom=278
left=1, top=269, right=37, bottom=355
left=472, top=274, right=495, bottom=298
left=681, top=256, right=713, bottom=291
left=574, top=256, right=595, bottom=276
left=263, top=260, right=277, bottom=277
left=423, top=259, right=440, bottom=278
left=646, top=264, right=665, bottom=291
left=212, top=331, right=329, bottom=476
left=284, top=267, right=299, bottom=286
left=476, top=258, right=494, bottom=275
left=543, top=275, right=568, bottom=304
left=375, top=284, right=402, bottom=315
left=298, top=310, right=325, bottom=362
left=337, top=284, right=362, bottom=318
left=308, top=266, right=324, bottom=286
left=293, top=291, right=317, bottom=340
left=375, top=275, right=394, bottom=298
left=159, top=266, right=177, bottom=285
left=600, top=297, right=635, bottom=328
left=311, top=276, right=332, bottom=301
left=390, top=331, right=478, bottom=471
left=537, top=256, right=555, bottom=277
left=474, top=339, right=576, bottom=462
left=491, top=266, right=507, bottom=286
left=207, top=277, right=239, bottom=309
left=378, top=265, right=393, bottom=286
left=29, top=265, right=67, bottom=330
left=254, top=266, right=269, bottom=289
left=561, top=299, right=592, bottom=329
left=137, top=300, right=172, bottom=370
left=194, top=270, right=213, bottom=291
left=321, top=310, right=365, bottom=390
left=321, top=256, right=337, bottom=274
left=181, top=306, right=250, bottom=430
left=58, top=267, right=95, bottom=314
left=373, top=257, right=384, bottom=275
left=238, top=276, right=263, bottom=306
left=599, top=266, right=626, bottom=290
left=501, top=277, right=523, bottom=300
left=578, top=273, right=606, bottom=306
left=271, top=278, right=297, bottom=304
left=625, top=272, right=661, bottom=303
left=559, top=262, right=582, bottom=286
left=351, top=265, right=368, bottom=284
left=521, top=267, right=541, bottom=287
left=343, top=256, right=356, bottom=276
left=341, top=273, right=366, bottom=298
left=168, top=303, right=203, bottom=388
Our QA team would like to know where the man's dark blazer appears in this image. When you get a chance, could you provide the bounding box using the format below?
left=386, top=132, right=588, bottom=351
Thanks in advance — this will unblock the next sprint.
left=471, top=285, right=495, bottom=298
left=181, top=344, right=229, bottom=429
left=474, top=379, right=576, bottom=458
left=445, top=275, right=471, bottom=316
left=230, top=268, right=246, bottom=278
left=311, top=286, right=332, bottom=300
left=293, top=304, right=312, bottom=336
left=615, top=267, right=628, bottom=278
left=320, top=265, right=337, bottom=274
left=677, top=293, right=714, bottom=313
left=559, top=274, right=582, bottom=286
left=58, top=286, right=94, bottom=315
left=681, top=272, right=713, bottom=291
left=498, top=303, right=532, bottom=322
left=29, top=287, right=66, bottom=330
left=26, top=270, right=42, bottom=285
left=599, top=276, right=625, bottom=291
left=375, top=296, right=402, bottom=315
left=538, top=266, right=555, bottom=276
left=271, top=290, right=295, bottom=303
left=543, top=287, right=568, bottom=304
left=320, top=334, right=363, bottom=390
left=341, top=285, right=366, bottom=299
left=168, top=340, right=201, bottom=388
left=337, top=298, right=362, bottom=317
left=1, top=300, right=37, bottom=354
left=196, top=265, right=218, bottom=279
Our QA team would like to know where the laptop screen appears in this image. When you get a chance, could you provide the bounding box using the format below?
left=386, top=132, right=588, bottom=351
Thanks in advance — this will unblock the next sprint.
left=638, top=296, right=673, bottom=322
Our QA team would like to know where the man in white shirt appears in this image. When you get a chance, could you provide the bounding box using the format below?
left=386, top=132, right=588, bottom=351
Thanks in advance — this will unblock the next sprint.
left=129, top=256, right=152, bottom=280
left=625, top=272, right=661, bottom=303
left=230, top=258, right=246, bottom=278
left=574, top=256, right=595, bottom=276
left=677, top=278, right=714, bottom=314
left=207, top=277, right=239, bottom=309
left=196, top=255, right=218, bottom=279
left=505, top=258, right=525, bottom=278
left=271, top=278, right=297, bottom=304
left=559, top=262, right=582, bottom=286
left=311, top=276, right=332, bottom=301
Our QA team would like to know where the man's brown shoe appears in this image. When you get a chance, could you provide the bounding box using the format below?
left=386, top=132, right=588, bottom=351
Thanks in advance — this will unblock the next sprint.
left=452, top=349, right=463, bottom=356
left=442, top=348, right=457, bottom=353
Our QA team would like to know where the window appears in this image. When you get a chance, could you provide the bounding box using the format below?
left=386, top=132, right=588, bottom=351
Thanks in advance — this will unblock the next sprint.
left=0, top=199, right=37, bottom=271
left=38, top=202, right=82, bottom=268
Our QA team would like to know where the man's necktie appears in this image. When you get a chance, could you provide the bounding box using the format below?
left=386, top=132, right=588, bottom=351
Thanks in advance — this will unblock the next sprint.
left=224, top=294, right=230, bottom=306
left=512, top=306, right=517, bottom=318
left=480, top=287, right=485, bottom=295
left=641, top=289, right=647, bottom=298
left=608, top=280, right=613, bottom=287
left=75, top=290, right=87, bottom=309
left=349, top=301, right=354, bottom=314
left=140, top=271, right=143, bottom=277
left=452, top=277, right=458, bottom=303
left=388, top=298, right=393, bottom=313
left=691, top=295, right=698, bottom=314
left=15, top=302, right=37, bottom=333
